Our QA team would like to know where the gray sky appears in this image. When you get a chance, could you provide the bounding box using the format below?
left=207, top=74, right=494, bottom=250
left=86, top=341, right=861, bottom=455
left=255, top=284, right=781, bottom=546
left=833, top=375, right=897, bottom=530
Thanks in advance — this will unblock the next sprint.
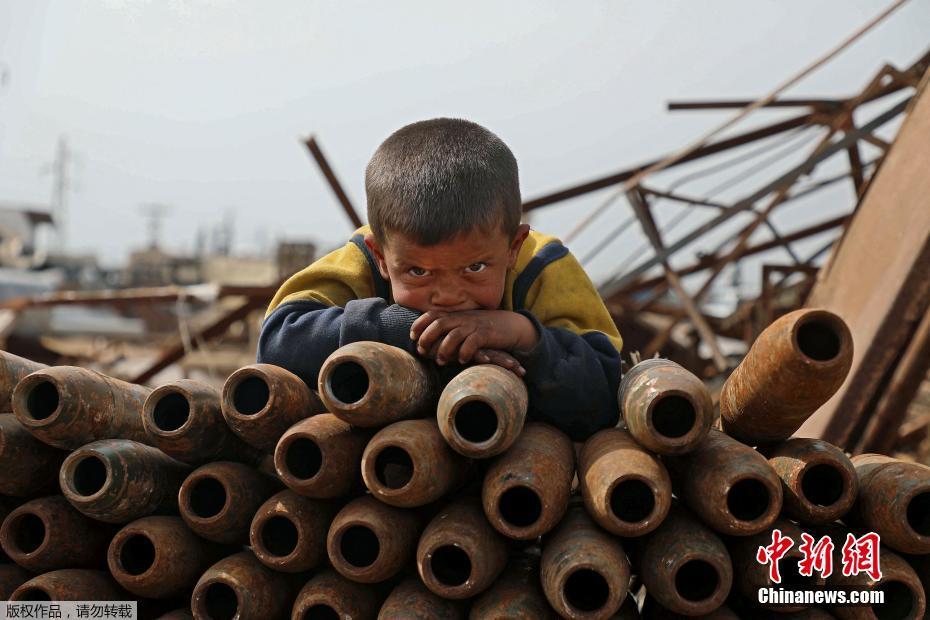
left=1, top=0, right=928, bottom=288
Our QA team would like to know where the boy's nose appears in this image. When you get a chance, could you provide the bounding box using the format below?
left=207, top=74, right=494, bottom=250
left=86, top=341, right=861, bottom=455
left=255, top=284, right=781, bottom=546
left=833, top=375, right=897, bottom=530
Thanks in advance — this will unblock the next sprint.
left=430, top=285, right=467, bottom=309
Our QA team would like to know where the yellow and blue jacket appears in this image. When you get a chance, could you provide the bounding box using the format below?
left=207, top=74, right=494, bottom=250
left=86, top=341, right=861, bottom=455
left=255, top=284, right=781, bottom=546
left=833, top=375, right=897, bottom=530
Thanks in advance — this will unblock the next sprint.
left=259, top=226, right=623, bottom=440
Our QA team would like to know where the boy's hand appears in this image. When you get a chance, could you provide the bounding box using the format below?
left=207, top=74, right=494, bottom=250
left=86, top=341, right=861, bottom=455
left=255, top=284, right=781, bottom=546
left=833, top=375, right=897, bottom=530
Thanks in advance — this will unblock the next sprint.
left=410, top=309, right=539, bottom=366
left=475, top=349, right=526, bottom=377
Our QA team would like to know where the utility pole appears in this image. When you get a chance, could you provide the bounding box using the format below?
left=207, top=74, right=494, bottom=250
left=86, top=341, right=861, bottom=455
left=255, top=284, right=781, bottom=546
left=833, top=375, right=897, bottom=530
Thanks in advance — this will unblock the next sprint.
left=138, top=203, right=172, bottom=251
left=46, top=137, right=74, bottom=251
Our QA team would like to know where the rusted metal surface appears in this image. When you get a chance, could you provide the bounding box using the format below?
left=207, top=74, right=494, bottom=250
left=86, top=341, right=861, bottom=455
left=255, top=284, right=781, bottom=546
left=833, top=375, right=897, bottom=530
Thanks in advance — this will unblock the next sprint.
left=191, top=551, right=296, bottom=620
left=469, top=554, right=557, bottom=619
left=849, top=454, right=930, bottom=554
left=221, top=363, right=325, bottom=452
left=327, top=495, right=420, bottom=583
left=0, top=414, right=67, bottom=496
left=362, top=418, right=469, bottom=508
left=482, top=423, right=573, bottom=540
left=178, top=461, right=281, bottom=544
left=766, top=437, right=857, bottom=524
left=59, top=439, right=190, bottom=523
left=10, top=569, right=128, bottom=601
left=618, top=358, right=714, bottom=454
left=107, top=515, right=229, bottom=599
left=540, top=506, right=630, bottom=620
left=639, top=506, right=732, bottom=617
left=380, top=576, right=467, bottom=619
left=0, top=351, right=46, bottom=412
left=666, top=429, right=783, bottom=536
left=437, top=364, right=528, bottom=458
left=0, top=495, right=113, bottom=572
left=319, top=341, right=437, bottom=428
left=12, top=366, right=152, bottom=449
left=153, top=611, right=194, bottom=620
left=828, top=543, right=925, bottom=620
left=579, top=427, right=671, bottom=537
left=0, top=563, right=32, bottom=600
left=294, top=568, right=384, bottom=619
left=249, top=490, right=336, bottom=573
left=417, top=498, right=508, bottom=600
left=720, top=309, right=852, bottom=444
left=274, top=413, right=368, bottom=498
left=143, top=379, right=263, bottom=466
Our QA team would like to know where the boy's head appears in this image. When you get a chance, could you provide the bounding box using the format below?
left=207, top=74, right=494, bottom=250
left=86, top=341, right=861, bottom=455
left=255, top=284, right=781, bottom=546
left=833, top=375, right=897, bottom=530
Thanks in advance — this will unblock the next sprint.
left=364, top=118, right=529, bottom=312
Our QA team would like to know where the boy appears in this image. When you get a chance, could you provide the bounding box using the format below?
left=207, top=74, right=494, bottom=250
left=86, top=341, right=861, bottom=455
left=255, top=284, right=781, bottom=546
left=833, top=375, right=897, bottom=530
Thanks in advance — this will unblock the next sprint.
left=258, top=118, right=622, bottom=441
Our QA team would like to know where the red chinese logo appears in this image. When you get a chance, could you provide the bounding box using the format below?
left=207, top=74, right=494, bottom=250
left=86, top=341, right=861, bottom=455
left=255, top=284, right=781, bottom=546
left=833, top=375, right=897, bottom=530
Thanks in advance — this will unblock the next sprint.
left=756, top=530, right=882, bottom=582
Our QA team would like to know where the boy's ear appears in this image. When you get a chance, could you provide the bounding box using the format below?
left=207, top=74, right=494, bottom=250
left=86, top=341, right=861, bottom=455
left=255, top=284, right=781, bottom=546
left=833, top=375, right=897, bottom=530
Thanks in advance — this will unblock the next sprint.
left=364, top=233, right=391, bottom=280
left=507, top=224, right=531, bottom=268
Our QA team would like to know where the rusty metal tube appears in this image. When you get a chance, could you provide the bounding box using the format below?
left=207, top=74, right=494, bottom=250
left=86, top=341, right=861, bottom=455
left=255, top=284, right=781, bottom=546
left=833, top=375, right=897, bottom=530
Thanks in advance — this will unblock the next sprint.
left=665, top=429, right=783, bottom=536
left=107, top=515, right=229, bottom=599
left=191, top=551, right=296, bottom=620
left=327, top=495, right=420, bottom=583
left=380, top=577, right=467, bottom=619
left=618, top=358, right=715, bottom=454
left=849, top=454, right=930, bottom=554
left=319, top=341, right=437, bottom=427
left=221, top=363, right=325, bottom=452
left=0, top=564, right=32, bottom=600
left=143, top=379, right=263, bottom=466
left=10, top=569, right=128, bottom=601
left=0, top=414, right=67, bottom=496
left=540, top=506, right=631, bottom=620
left=469, top=554, right=556, bottom=620
left=437, top=364, right=528, bottom=458
left=249, top=490, right=336, bottom=573
left=12, top=366, right=152, bottom=449
left=0, top=495, right=113, bottom=572
left=59, top=439, right=190, bottom=523
left=294, top=569, right=384, bottom=620
left=363, top=418, right=469, bottom=508
left=766, top=438, right=858, bottom=524
left=482, top=423, right=573, bottom=540
left=179, top=461, right=281, bottom=544
left=274, top=414, right=368, bottom=498
left=0, top=350, right=46, bottom=411
left=417, top=498, right=508, bottom=599
left=639, top=506, right=732, bottom=617
left=720, top=308, right=853, bottom=444
left=579, top=427, right=672, bottom=537
left=828, top=543, right=925, bottom=620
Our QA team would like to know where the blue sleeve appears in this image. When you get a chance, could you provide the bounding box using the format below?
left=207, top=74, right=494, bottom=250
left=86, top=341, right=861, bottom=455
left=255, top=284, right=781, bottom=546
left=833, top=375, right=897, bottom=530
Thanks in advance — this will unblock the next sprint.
left=257, top=298, right=421, bottom=389
left=513, top=311, right=621, bottom=442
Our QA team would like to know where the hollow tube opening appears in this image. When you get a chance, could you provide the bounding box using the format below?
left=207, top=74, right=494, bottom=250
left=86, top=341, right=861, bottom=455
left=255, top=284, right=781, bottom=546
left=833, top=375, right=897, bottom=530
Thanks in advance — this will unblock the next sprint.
left=801, top=463, right=844, bottom=507
left=260, top=516, right=299, bottom=557
left=71, top=455, right=108, bottom=497
left=232, top=376, right=270, bottom=415
left=727, top=478, right=771, bottom=522
left=498, top=486, right=542, bottom=528
left=651, top=395, right=696, bottom=439
left=675, top=559, right=719, bottom=602
left=430, top=545, right=472, bottom=587
left=374, top=446, right=414, bottom=490
left=564, top=568, right=610, bottom=612
left=188, top=477, right=227, bottom=518
left=203, top=582, right=239, bottom=620
left=25, top=381, right=59, bottom=421
left=610, top=479, right=656, bottom=524
left=151, top=392, right=191, bottom=432
left=796, top=319, right=841, bottom=362
left=119, top=534, right=156, bottom=576
left=339, top=525, right=380, bottom=568
left=328, top=362, right=369, bottom=405
left=873, top=581, right=914, bottom=620
left=301, top=605, right=339, bottom=620
left=906, top=492, right=930, bottom=537
left=285, top=438, right=323, bottom=481
left=453, top=401, right=498, bottom=444
left=11, top=513, right=45, bottom=554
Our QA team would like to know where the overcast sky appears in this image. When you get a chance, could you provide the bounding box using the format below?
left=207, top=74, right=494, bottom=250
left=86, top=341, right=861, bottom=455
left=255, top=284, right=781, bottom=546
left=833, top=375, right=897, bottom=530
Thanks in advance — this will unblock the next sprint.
left=1, top=1, right=928, bottom=287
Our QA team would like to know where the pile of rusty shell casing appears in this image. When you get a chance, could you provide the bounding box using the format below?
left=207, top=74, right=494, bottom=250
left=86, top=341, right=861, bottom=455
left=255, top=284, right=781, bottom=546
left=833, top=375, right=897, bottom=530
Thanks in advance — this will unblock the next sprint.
left=579, top=428, right=672, bottom=537
left=417, top=498, right=508, bottom=600
left=437, top=364, right=528, bottom=458
left=0, top=495, right=113, bottom=572
left=765, top=438, right=858, bottom=525
left=665, top=430, right=783, bottom=536
left=728, top=519, right=825, bottom=612
left=468, top=554, right=557, bottom=620
left=191, top=551, right=297, bottom=620
left=380, top=576, right=467, bottom=619
left=107, top=515, right=229, bottom=599
left=59, top=439, right=190, bottom=523
left=482, top=423, right=573, bottom=540
left=274, top=414, right=368, bottom=498
left=249, top=490, right=337, bottom=573
left=848, top=454, right=930, bottom=554
left=327, top=495, right=420, bottom=583
left=0, top=564, right=32, bottom=600
left=12, top=366, right=152, bottom=449
left=827, top=544, right=925, bottom=620
left=0, top=414, right=67, bottom=496
left=293, top=569, right=385, bottom=620
left=10, top=568, right=128, bottom=601
left=319, top=341, right=437, bottom=427
left=540, top=506, right=631, bottom=620
left=222, top=363, right=325, bottom=452
left=362, top=418, right=469, bottom=508
left=618, top=358, right=715, bottom=455
left=142, top=379, right=264, bottom=466
left=720, top=308, right=853, bottom=445
left=0, top=350, right=47, bottom=411
left=638, top=506, right=733, bottom=617
left=178, top=461, right=282, bottom=544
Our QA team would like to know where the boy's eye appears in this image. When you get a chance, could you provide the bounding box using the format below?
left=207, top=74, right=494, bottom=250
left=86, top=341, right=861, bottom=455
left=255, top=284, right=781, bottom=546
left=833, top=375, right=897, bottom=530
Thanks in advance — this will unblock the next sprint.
left=408, top=267, right=430, bottom=277
left=465, top=263, right=487, bottom=273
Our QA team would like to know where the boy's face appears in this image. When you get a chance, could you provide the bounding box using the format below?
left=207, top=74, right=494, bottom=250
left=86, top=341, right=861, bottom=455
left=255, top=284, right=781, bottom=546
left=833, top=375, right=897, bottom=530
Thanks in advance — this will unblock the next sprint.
left=365, top=224, right=530, bottom=313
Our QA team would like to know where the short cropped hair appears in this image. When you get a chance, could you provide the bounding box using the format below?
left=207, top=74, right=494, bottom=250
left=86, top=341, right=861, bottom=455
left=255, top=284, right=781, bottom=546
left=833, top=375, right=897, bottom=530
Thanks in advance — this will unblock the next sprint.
left=365, top=118, right=521, bottom=245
